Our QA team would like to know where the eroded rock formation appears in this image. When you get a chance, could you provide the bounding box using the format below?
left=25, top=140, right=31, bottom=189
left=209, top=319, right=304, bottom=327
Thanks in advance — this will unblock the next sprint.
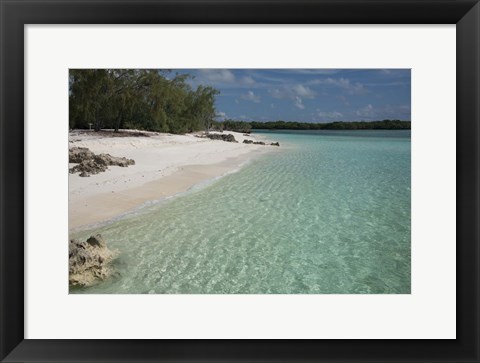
left=205, top=133, right=238, bottom=143
left=69, top=234, right=118, bottom=287
left=69, top=147, right=135, bottom=177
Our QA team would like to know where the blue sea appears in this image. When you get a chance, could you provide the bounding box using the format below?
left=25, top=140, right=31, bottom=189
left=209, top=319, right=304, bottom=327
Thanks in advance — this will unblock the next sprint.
left=71, top=130, right=411, bottom=294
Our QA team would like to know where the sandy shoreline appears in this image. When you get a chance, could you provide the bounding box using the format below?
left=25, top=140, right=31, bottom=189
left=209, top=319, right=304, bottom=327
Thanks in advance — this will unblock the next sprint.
left=69, top=130, right=278, bottom=231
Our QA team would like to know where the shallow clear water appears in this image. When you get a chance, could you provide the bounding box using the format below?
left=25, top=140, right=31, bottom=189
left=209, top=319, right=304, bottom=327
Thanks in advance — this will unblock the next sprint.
left=71, top=130, right=411, bottom=294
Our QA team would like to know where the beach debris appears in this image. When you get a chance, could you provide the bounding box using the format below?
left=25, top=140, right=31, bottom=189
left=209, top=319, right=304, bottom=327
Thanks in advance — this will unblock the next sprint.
left=69, top=234, right=118, bottom=287
left=69, top=147, right=135, bottom=177
left=205, top=133, right=238, bottom=143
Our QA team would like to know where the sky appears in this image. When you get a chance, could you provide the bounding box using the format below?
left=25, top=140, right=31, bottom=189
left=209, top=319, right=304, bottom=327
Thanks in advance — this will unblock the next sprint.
left=174, top=69, right=411, bottom=123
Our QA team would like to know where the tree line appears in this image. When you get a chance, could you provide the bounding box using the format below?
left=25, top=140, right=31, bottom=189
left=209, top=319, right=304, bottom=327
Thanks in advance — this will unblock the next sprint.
left=219, top=120, right=411, bottom=132
left=69, top=69, right=218, bottom=133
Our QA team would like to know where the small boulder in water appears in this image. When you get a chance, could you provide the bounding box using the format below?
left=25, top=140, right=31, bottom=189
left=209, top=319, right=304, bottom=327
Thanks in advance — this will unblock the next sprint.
left=69, top=234, right=118, bottom=287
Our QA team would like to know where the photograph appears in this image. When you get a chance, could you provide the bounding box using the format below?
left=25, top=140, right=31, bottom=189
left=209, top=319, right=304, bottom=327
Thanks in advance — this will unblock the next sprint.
left=68, top=68, right=411, bottom=294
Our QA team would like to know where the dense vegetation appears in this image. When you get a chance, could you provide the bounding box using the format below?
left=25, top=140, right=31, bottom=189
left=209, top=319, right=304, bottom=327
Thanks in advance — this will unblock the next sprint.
left=220, top=120, right=410, bottom=132
left=219, top=120, right=253, bottom=133
left=69, top=69, right=218, bottom=134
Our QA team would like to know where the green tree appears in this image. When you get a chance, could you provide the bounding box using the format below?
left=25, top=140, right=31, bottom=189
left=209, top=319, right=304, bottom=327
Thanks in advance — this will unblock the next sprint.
left=191, top=86, right=219, bottom=134
left=69, top=69, right=221, bottom=134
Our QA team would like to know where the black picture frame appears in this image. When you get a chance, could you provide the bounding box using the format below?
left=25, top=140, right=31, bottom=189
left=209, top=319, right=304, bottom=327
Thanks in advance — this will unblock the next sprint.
left=1, top=0, right=479, bottom=362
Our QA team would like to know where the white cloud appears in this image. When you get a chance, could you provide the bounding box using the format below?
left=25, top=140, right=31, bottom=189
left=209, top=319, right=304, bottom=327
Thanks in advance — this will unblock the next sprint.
left=269, top=88, right=284, bottom=99
left=241, top=90, right=261, bottom=103
left=294, top=96, right=305, bottom=109
left=317, top=110, right=343, bottom=119
left=354, top=104, right=411, bottom=119
left=336, top=95, right=350, bottom=106
left=198, top=69, right=235, bottom=83
left=193, top=71, right=257, bottom=89
left=356, top=104, right=375, bottom=117
left=269, top=84, right=316, bottom=109
left=216, top=111, right=228, bottom=121
left=312, top=77, right=367, bottom=95
left=292, top=85, right=316, bottom=99
left=241, top=76, right=255, bottom=85
left=269, top=84, right=316, bottom=100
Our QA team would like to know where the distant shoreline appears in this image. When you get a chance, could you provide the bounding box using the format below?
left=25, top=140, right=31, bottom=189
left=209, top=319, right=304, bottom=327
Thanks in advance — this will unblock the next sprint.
left=229, top=120, right=411, bottom=132
left=252, top=128, right=411, bottom=131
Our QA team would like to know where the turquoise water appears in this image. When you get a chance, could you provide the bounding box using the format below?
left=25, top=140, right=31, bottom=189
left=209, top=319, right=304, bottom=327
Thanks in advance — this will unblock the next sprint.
left=71, top=130, right=411, bottom=294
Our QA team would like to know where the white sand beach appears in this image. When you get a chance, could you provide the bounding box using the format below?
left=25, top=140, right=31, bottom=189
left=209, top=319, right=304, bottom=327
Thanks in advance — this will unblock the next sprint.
left=69, top=130, right=277, bottom=230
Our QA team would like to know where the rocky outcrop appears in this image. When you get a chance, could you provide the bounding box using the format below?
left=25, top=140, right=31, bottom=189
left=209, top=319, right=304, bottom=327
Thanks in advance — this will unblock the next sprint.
left=243, top=139, right=266, bottom=145
left=69, top=234, right=118, bottom=287
left=69, top=147, right=135, bottom=177
left=243, top=139, right=280, bottom=147
left=69, top=147, right=94, bottom=163
left=206, top=133, right=238, bottom=143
